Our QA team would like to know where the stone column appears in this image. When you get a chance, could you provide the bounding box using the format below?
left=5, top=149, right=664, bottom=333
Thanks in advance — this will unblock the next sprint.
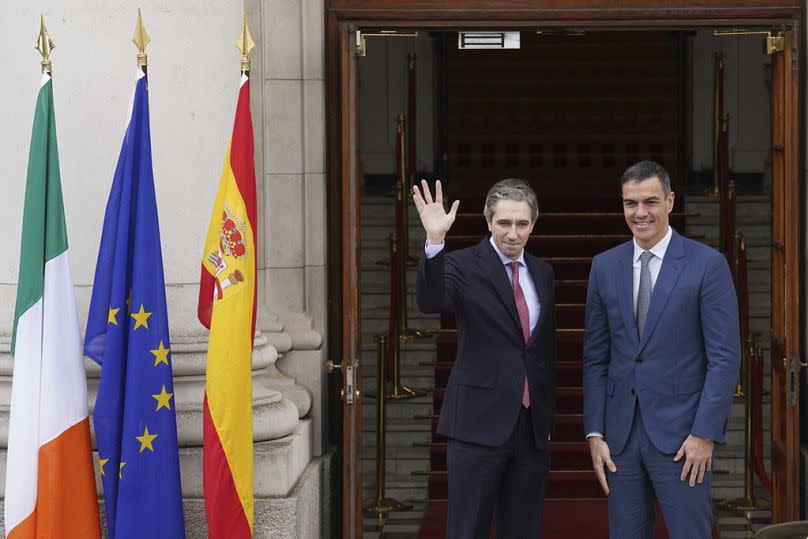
left=256, top=0, right=329, bottom=458
left=0, top=2, right=322, bottom=536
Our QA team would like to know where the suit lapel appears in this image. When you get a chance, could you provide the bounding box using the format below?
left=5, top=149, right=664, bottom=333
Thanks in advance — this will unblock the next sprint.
left=477, top=238, right=523, bottom=338
left=525, top=254, right=548, bottom=346
left=616, top=242, right=639, bottom=348
left=637, top=231, right=686, bottom=353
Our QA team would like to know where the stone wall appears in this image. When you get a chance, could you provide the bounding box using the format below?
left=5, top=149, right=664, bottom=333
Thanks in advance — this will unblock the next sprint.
left=1, top=1, right=330, bottom=536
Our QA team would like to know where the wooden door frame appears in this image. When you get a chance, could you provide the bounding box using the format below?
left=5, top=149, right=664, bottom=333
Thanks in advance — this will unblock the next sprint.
left=770, top=26, right=803, bottom=522
left=324, top=1, right=804, bottom=535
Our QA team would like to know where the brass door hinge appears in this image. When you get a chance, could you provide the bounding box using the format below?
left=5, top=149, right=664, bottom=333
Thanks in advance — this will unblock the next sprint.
left=713, top=30, right=784, bottom=55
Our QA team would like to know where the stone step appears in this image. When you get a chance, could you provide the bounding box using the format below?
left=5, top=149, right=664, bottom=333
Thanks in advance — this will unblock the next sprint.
left=357, top=193, right=773, bottom=511
left=361, top=363, right=435, bottom=381
left=361, top=446, right=431, bottom=476
left=360, top=390, right=434, bottom=420
left=362, top=226, right=426, bottom=244
left=361, top=471, right=428, bottom=503
left=361, top=291, right=421, bottom=311
left=362, top=318, right=437, bottom=337
left=360, top=349, right=437, bottom=370
left=362, top=417, right=433, bottom=446
left=359, top=350, right=437, bottom=371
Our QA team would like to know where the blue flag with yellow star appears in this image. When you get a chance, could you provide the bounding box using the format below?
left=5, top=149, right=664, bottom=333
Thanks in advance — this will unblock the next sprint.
left=84, top=68, right=185, bottom=539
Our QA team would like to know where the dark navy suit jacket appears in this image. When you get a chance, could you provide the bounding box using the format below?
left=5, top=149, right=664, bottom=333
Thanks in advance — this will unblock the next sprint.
left=582, top=230, right=741, bottom=455
left=416, top=237, right=557, bottom=449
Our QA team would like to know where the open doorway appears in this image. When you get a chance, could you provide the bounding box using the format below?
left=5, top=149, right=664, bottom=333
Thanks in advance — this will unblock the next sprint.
left=330, top=20, right=799, bottom=539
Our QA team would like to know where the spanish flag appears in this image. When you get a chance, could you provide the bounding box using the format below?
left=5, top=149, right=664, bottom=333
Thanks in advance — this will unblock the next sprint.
left=198, top=72, right=256, bottom=537
left=4, top=72, right=101, bottom=538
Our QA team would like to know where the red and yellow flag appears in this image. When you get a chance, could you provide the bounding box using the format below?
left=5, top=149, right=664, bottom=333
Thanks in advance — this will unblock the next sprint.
left=198, top=73, right=256, bottom=537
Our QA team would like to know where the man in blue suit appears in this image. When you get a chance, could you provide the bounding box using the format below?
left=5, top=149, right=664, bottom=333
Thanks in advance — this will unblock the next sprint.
left=414, top=179, right=556, bottom=538
left=583, top=160, right=741, bottom=538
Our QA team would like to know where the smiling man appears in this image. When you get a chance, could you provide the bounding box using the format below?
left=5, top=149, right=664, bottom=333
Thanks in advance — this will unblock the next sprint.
left=413, top=178, right=556, bottom=538
left=582, top=161, right=741, bottom=538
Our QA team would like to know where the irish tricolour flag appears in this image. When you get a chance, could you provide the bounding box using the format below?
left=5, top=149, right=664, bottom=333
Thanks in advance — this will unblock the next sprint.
left=4, top=72, right=101, bottom=538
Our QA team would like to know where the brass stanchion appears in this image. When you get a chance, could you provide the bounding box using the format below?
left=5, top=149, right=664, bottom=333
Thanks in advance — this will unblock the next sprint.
left=719, top=115, right=733, bottom=258
left=723, top=337, right=771, bottom=515
left=723, top=236, right=770, bottom=515
left=398, top=114, right=418, bottom=269
left=364, top=334, right=411, bottom=517
left=406, top=53, right=419, bottom=270
left=733, top=232, right=744, bottom=398
left=386, top=233, right=423, bottom=399
left=395, top=114, right=430, bottom=341
left=707, top=53, right=723, bottom=197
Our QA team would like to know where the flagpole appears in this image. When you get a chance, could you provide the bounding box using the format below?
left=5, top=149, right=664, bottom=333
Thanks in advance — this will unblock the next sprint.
left=199, top=16, right=257, bottom=537
left=35, top=15, right=54, bottom=75
left=132, top=8, right=150, bottom=74
left=237, top=15, right=256, bottom=74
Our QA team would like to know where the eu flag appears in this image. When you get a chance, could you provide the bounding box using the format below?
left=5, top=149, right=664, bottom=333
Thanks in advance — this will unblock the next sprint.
left=84, top=69, right=185, bottom=539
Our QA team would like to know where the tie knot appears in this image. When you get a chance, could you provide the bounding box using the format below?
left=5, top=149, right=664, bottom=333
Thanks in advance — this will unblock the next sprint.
left=509, top=261, right=520, bottom=272
left=640, top=251, right=653, bottom=267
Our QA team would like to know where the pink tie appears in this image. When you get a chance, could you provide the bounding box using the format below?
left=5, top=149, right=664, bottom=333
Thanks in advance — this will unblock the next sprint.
left=509, top=261, right=531, bottom=408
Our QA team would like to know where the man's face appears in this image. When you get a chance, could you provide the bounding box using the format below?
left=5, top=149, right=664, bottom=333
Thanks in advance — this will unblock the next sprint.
left=621, top=176, right=675, bottom=250
left=487, top=199, right=535, bottom=260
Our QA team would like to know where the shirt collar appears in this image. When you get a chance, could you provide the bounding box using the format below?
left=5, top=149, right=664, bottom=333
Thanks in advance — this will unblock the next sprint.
left=633, top=226, right=673, bottom=263
left=489, top=236, right=526, bottom=267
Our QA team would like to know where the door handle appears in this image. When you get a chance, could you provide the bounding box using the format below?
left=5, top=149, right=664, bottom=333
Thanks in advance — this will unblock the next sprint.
left=325, top=359, right=359, bottom=404
left=324, top=360, right=343, bottom=374
left=788, top=357, right=808, bottom=369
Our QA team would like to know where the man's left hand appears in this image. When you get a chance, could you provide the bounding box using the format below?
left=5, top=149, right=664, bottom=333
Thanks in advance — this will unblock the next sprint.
left=673, top=434, right=713, bottom=487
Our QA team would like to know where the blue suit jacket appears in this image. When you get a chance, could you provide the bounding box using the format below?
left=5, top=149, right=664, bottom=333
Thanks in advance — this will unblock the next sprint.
left=417, top=237, right=557, bottom=449
left=582, top=230, right=741, bottom=455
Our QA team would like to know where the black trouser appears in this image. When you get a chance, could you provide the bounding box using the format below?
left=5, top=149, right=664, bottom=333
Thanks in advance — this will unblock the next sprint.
left=446, top=407, right=549, bottom=539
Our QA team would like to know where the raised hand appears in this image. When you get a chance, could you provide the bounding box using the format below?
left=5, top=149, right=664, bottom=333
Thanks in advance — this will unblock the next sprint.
left=412, top=179, right=460, bottom=245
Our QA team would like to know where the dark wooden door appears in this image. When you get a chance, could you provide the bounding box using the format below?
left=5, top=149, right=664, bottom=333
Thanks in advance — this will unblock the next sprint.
left=329, top=22, right=364, bottom=539
left=769, top=25, right=801, bottom=523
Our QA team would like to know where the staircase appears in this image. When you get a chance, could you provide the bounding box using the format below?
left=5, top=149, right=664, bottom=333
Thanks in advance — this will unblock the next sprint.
left=684, top=195, right=772, bottom=504
left=420, top=188, right=683, bottom=538
left=360, top=196, right=436, bottom=503
left=358, top=190, right=772, bottom=538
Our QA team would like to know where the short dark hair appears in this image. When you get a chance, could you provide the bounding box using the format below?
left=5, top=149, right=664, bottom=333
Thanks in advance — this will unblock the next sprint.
left=621, top=160, right=672, bottom=197
left=483, top=178, right=539, bottom=223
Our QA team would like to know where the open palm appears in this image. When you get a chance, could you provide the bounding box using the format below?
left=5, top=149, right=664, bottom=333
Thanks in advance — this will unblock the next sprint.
left=412, top=180, right=460, bottom=244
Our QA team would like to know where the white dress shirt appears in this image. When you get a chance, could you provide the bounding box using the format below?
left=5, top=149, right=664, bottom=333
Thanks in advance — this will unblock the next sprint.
left=632, top=226, right=673, bottom=315
left=425, top=237, right=541, bottom=334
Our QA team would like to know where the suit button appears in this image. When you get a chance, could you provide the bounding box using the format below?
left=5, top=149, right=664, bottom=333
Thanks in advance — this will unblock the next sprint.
left=635, top=356, right=643, bottom=363
left=630, top=388, right=636, bottom=396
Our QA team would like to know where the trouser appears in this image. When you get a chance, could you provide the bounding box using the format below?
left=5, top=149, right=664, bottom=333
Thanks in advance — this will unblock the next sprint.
left=446, top=407, right=549, bottom=539
left=607, top=404, right=713, bottom=539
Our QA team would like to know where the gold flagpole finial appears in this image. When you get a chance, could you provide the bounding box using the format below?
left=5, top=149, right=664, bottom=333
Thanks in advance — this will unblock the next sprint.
left=132, top=8, right=150, bottom=68
left=236, top=15, right=255, bottom=72
left=35, top=15, right=55, bottom=74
